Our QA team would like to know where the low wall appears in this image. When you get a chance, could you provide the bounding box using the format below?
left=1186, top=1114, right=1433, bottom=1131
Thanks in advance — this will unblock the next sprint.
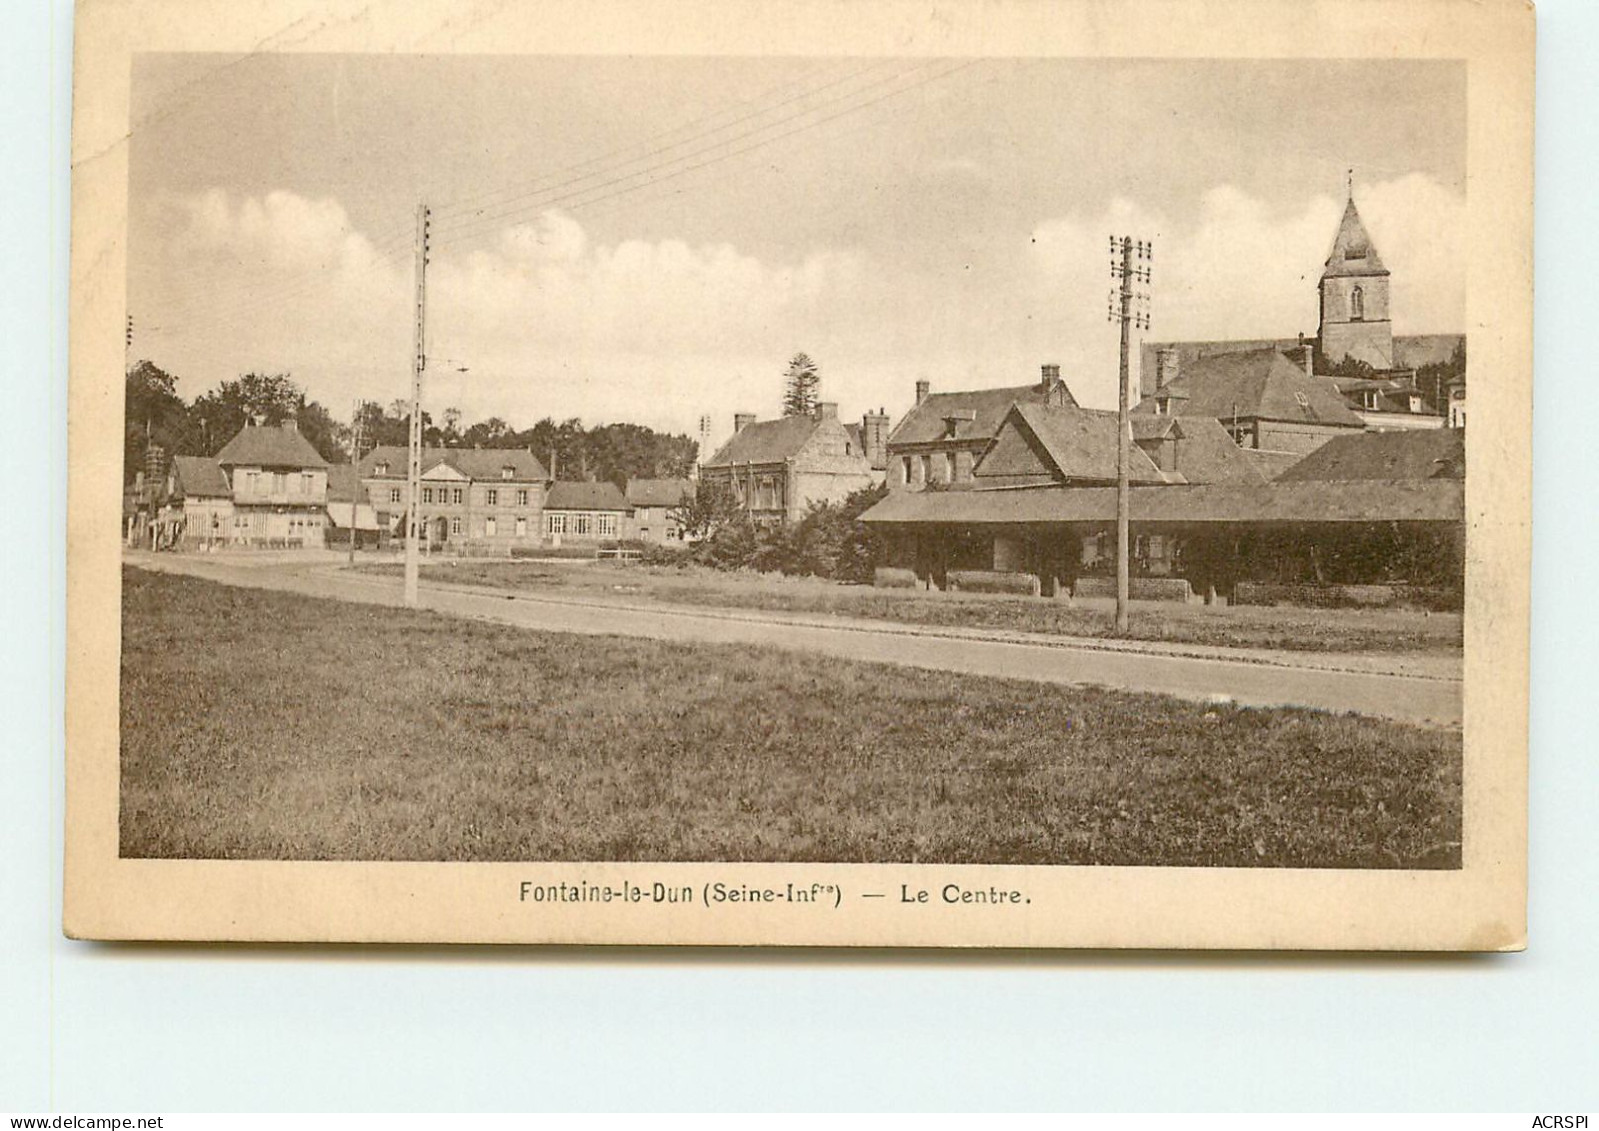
left=947, top=569, right=1041, bottom=597
left=1234, top=582, right=1462, bottom=611
left=1073, top=576, right=1193, bottom=603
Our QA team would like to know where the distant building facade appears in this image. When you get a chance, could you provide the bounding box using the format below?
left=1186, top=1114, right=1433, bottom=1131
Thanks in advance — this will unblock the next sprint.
left=625, top=478, right=693, bottom=543
left=885, top=364, right=1078, bottom=491
left=360, top=446, right=549, bottom=552
left=544, top=481, right=631, bottom=544
left=1134, top=347, right=1367, bottom=455
left=698, top=402, right=876, bottom=524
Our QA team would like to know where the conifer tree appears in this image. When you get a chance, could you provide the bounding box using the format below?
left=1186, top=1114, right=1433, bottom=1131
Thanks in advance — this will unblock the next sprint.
left=781, top=352, right=820, bottom=417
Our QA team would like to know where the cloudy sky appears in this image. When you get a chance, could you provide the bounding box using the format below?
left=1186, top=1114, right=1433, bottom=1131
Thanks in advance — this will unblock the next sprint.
left=128, top=54, right=1465, bottom=444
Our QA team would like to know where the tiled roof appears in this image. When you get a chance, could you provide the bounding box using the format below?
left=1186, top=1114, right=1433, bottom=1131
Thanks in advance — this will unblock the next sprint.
left=360, top=446, right=548, bottom=482
left=325, top=464, right=369, bottom=504
left=861, top=478, right=1463, bottom=526
left=626, top=478, right=692, bottom=507
left=888, top=381, right=1074, bottom=446
left=703, top=415, right=821, bottom=466
left=546, top=480, right=630, bottom=511
left=1322, top=197, right=1389, bottom=278
left=1154, top=416, right=1274, bottom=486
left=1000, top=403, right=1166, bottom=485
left=1274, top=428, right=1465, bottom=483
left=170, top=456, right=231, bottom=498
left=1135, top=348, right=1365, bottom=428
left=1242, top=448, right=1309, bottom=482
left=214, top=423, right=329, bottom=469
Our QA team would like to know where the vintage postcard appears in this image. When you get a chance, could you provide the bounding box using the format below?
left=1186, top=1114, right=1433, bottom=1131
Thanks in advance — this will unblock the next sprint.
left=65, top=0, right=1532, bottom=948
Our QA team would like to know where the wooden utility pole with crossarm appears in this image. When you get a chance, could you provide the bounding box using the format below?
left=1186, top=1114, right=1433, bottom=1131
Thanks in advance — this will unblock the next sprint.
left=1107, top=234, right=1152, bottom=635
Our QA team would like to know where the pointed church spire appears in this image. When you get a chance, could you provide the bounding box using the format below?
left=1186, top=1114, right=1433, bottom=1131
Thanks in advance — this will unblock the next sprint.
left=1323, top=185, right=1388, bottom=278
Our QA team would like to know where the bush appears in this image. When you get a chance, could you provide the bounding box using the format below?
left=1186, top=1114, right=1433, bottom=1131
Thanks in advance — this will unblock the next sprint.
left=690, top=482, right=889, bottom=583
left=639, top=542, right=694, bottom=568
left=947, top=570, right=1041, bottom=597
left=873, top=566, right=919, bottom=589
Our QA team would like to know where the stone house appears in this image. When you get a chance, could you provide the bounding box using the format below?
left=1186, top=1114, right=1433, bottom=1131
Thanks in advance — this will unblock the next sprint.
left=360, top=446, right=549, bottom=552
left=1135, top=346, right=1366, bottom=455
left=884, top=364, right=1078, bottom=490
left=625, top=478, right=693, bottom=544
left=544, top=481, right=632, bottom=545
left=698, top=402, right=876, bottom=525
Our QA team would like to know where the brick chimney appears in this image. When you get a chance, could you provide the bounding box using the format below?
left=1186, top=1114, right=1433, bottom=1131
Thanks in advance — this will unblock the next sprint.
left=733, top=412, right=755, bottom=434
left=1039, top=363, right=1062, bottom=392
left=815, top=401, right=838, bottom=422
left=915, top=379, right=930, bottom=405
left=860, top=408, right=889, bottom=467
left=1156, top=347, right=1181, bottom=389
left=1289, top=334, right=1316, bottom=379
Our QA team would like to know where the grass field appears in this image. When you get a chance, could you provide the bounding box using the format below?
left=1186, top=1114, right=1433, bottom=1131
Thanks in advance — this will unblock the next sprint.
left=121, top=567, right=1462, bottom=866
left=355, top=557, right=1463, bottom=655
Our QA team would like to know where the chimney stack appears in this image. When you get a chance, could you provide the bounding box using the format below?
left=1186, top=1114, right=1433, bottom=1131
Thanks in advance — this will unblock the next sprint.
left=1040, top=363, right=1062, bottom=391
left=815, top=401, right=838, bottom=422
left=915, top=378, right=930, bottom=405
left=733, top=412, right=755, bottom=434
left=860, top=407, right=890, bottom=468
left=1293, top=334, right=1316, bottom=379
left=1156, top=347, right=1181, bottom=390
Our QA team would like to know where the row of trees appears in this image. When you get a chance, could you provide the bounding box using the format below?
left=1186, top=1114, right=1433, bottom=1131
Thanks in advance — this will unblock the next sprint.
left=124, top=360, right=699, bottom=487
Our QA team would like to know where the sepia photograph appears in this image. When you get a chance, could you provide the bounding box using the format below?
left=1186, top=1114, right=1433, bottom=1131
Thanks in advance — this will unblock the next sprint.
left=65, top=0, right=1531, bottom=947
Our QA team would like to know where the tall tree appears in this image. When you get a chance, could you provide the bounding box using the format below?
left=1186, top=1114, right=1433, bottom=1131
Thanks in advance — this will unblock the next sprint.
left=191, top=372, right=345, bottom=462
left=124, top=360, right=199, bottom=483
left=781, top=352, right=820, bottom=418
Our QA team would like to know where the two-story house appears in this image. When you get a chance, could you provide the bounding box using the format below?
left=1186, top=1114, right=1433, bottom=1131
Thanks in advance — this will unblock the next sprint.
left=885, top=364, right=1079, bottom=491
left=697, top=402, right=876, bottom=525
left=625, top=478, right=693, bottom=544
left=213, top=422, right=331, bottom=547
left=359, top=446, right=550, bottom=552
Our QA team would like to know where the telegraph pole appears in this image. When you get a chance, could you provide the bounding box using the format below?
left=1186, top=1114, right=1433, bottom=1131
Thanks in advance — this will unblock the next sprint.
left=1107, top=234, right=1152, bottom=635
left=404, top=203, right=431, bottom=607
left=348, top=399, right=366, bottom=567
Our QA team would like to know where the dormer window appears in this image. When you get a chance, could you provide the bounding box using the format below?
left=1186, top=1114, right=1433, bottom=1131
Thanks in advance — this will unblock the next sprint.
left=501, top=466, right=515, bottom=480
left=1155, top=397, right=1170, bottom=417
left=375, top=462, right=389, bottom=476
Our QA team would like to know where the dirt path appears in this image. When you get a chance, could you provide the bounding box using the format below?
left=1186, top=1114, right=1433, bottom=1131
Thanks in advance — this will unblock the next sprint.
left=127, top=553, right=1462, bottom=727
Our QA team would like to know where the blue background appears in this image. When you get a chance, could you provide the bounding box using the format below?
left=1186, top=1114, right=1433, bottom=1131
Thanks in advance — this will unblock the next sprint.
left=3, top=1, right=1594, bottom=1111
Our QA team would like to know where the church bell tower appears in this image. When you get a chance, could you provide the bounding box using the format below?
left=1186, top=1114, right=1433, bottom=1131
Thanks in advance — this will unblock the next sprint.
left=1318, top=180, right=1394, bottom=370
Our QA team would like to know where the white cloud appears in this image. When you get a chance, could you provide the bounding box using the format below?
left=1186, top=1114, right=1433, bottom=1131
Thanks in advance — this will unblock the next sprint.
left=145, top=177, right=1465, bottom=438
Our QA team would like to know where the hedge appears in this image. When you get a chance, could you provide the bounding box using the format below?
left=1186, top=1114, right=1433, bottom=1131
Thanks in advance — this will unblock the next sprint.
left=1234, top=582, right=1461, bottom=612
left=872, top=566, right=920, bottom=589
left=1073, top=576, right=1193, bottom=603
left=947, top=569, right=1041, bottom=597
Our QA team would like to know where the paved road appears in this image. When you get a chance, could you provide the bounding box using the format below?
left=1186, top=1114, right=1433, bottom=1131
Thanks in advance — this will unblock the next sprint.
left=127, top=553, right=1462, bottom=727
